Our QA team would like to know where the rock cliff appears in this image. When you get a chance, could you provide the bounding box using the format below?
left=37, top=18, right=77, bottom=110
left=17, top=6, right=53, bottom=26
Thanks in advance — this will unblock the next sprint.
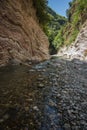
left=0, top=0, right=49, bottom=66
left=58, top=20, right=87, bottom=61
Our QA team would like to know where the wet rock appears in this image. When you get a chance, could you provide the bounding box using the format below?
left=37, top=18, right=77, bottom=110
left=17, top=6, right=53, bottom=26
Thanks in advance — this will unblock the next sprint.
left=49, top=100, right=57, bottom=107
left=72, top=126, right=80, bottom=130
left=0, top=57, right=87, bottom=129
left=80, top=120, right=87, bottom=125
left=37, top=77, right=44, bottom=81
left=3, top=114, right=9, bottom=120
left=54, top=82, right=58, bottom=86
left=26, top=98, right=33, bottom=102
left=38, top=83, right=44, bottom=88
left=57, top=94, right=61, bottom=97
left=42, top=69, right=46, bottom=72
left=28, top=69, right=35, bottom=72
left=33, top=106, right=39, bottom=111
left=64, top=123, right=71, bottom=130
left=0, top=119, right=4, bottom=123
left=56, top=75, right=59, bottom=78
left=24, top=107, right=29, bottom=112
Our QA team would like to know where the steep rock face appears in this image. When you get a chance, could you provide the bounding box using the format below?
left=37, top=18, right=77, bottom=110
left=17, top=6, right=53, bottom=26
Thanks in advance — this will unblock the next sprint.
left=0, top=0, right=49, bottom=66
left=58, top=20, right=87, bottom=61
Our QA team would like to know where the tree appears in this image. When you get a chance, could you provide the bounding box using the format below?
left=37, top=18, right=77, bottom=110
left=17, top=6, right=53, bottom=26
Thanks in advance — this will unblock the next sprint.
left=33, top=0, right=49, bottom=25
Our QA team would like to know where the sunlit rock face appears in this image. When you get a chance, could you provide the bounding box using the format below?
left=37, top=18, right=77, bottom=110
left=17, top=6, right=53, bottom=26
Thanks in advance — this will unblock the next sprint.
left=0, top=0, right=49, bottom=66
left=58, top=20, right=87, bottom=61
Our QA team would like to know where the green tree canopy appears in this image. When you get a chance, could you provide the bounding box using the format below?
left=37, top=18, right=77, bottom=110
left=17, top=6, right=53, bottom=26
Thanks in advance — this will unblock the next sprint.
left=33, top=0, right=49, bottom=25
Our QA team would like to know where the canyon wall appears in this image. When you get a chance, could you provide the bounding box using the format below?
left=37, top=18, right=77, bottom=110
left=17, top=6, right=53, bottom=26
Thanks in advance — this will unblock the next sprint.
left=0, top=0, right=49, bottom=66
left=58, top=20, right=87, bottom=61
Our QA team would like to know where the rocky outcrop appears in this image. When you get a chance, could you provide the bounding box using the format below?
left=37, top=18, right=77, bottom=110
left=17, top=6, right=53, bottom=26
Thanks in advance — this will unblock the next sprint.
left=0, top=0, right=49, bottom=66
left=58, top=20, right=87, bottom=61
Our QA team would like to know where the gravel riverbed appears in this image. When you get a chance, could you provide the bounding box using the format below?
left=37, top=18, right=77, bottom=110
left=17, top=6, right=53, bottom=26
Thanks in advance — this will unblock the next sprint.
left=0, top=58, right=87, bottom=130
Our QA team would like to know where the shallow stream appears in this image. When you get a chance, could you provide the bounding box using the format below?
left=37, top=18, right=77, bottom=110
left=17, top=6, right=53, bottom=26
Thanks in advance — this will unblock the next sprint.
left=0, top=58, right=87, bottom=130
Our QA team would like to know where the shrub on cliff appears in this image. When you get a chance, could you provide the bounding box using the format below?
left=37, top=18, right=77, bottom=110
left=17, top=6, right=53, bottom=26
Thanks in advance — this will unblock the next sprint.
left=33, top=0, right=49, bottom=25
left=53, top=0, right=87, bottom=50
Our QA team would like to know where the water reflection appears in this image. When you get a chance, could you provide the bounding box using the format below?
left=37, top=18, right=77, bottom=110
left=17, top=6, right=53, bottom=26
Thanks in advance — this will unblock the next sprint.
left=0, top=64, right=63, bottom=130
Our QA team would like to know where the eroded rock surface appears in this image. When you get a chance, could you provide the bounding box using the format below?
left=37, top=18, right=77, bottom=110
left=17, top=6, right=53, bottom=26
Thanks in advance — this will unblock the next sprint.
left=0, top=0, right=49, bottom=66
left=58, top=20, right=87, bottom=61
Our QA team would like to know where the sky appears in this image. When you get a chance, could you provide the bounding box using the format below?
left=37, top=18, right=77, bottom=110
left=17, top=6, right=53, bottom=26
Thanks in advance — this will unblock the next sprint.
left=48, top=0, right=72, bottom=17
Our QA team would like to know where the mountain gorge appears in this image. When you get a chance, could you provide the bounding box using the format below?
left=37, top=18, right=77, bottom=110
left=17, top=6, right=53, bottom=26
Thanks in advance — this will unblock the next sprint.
left=46, top=7, right=67, bottom=54
left=0, top=0, right=86, bottom=66
left=0, top=0, right=49, bottom=66
left=0, top=1, right=87, bottom=129
left=57, top=0, right=87, bottom=60
left=56, top=0, right=87, bottom=47
left=46, top=0, right=87, bottom=61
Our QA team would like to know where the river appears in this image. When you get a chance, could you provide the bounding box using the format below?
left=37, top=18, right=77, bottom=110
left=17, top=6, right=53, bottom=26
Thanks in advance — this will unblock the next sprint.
left=0, top=58, right=87, bottom=130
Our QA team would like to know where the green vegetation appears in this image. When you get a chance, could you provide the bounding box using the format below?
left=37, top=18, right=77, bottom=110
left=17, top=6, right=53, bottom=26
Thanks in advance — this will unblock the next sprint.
left=53, top=28, right=64, bottom=50
left=33, top=0, right=87, bottom=53
left=46, top=7, right=67, bottom=54
left=32, top=0, right=67, bottom=54
left=33, top=0, right=49, bottom=26
left=54, top=0, right=87, bottom=50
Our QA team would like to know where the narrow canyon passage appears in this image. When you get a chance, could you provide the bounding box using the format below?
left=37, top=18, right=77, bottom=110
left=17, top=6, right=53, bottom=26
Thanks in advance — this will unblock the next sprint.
left=0, top=58, right=87, bottom=130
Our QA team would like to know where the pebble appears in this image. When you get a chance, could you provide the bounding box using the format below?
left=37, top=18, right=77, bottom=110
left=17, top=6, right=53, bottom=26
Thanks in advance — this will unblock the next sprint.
left=33, top=106, right=39, bottom=111
left=49, top=100, right=57, bottom=107
left=37, top=77, right=44, bottom=81
left=24, top=107, right=29, bottom=112
left=3, top=114, right=9, bottom=120
left=38, top=83, right=44, bottom=88
left=26, top=98, right=33, bottom=102
left=64, top=123, right=71, bottom=130
left=28, top=69, right=35, bottom=72
left=57, top=94, right=61, bottom=97
left=0, top=119, right=4, bottom=123
left=0, top=58, right=87, bottom=129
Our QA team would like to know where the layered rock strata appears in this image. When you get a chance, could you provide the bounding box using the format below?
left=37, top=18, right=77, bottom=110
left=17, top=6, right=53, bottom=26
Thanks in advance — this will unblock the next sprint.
left=0, top=0, right=49, bottom=66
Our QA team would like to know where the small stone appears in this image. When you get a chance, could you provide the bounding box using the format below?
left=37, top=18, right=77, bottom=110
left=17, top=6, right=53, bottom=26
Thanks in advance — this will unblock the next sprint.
left=42, top=69, right=46, bottom=72
left=29, top=69, right=35, bottom=72
left=68, top=109, right=72, bottom=114
left=62, top=90, right=67, bottom=94
left=52, top=78, right=56, bottom=82
left=0, top=119, right=4, bottom=123
left=57, top=113, right=62, bottom=118
left=25, top=107, right=29, bottom=112
left=57, top=94, right=61, bottom=97
left=55, top=74, right=59, bottom=78
left=33, top=106, right=39, bottom=111
left=49, top=100, right=57, bottom=107
left=26, top=99, right=33, bottom=102
left=80, top=120, right=87, bottom=125
left=38, top=83, right=44, bottom=88
left=37, top=78, right=44, bottom=81
left=72, top=126, right=80, bottom=130
left=3, top=114, right=9, bottom=120
left=54, top=82, right=58, bottom=86
left=64, top=123, right=71, bottom=130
